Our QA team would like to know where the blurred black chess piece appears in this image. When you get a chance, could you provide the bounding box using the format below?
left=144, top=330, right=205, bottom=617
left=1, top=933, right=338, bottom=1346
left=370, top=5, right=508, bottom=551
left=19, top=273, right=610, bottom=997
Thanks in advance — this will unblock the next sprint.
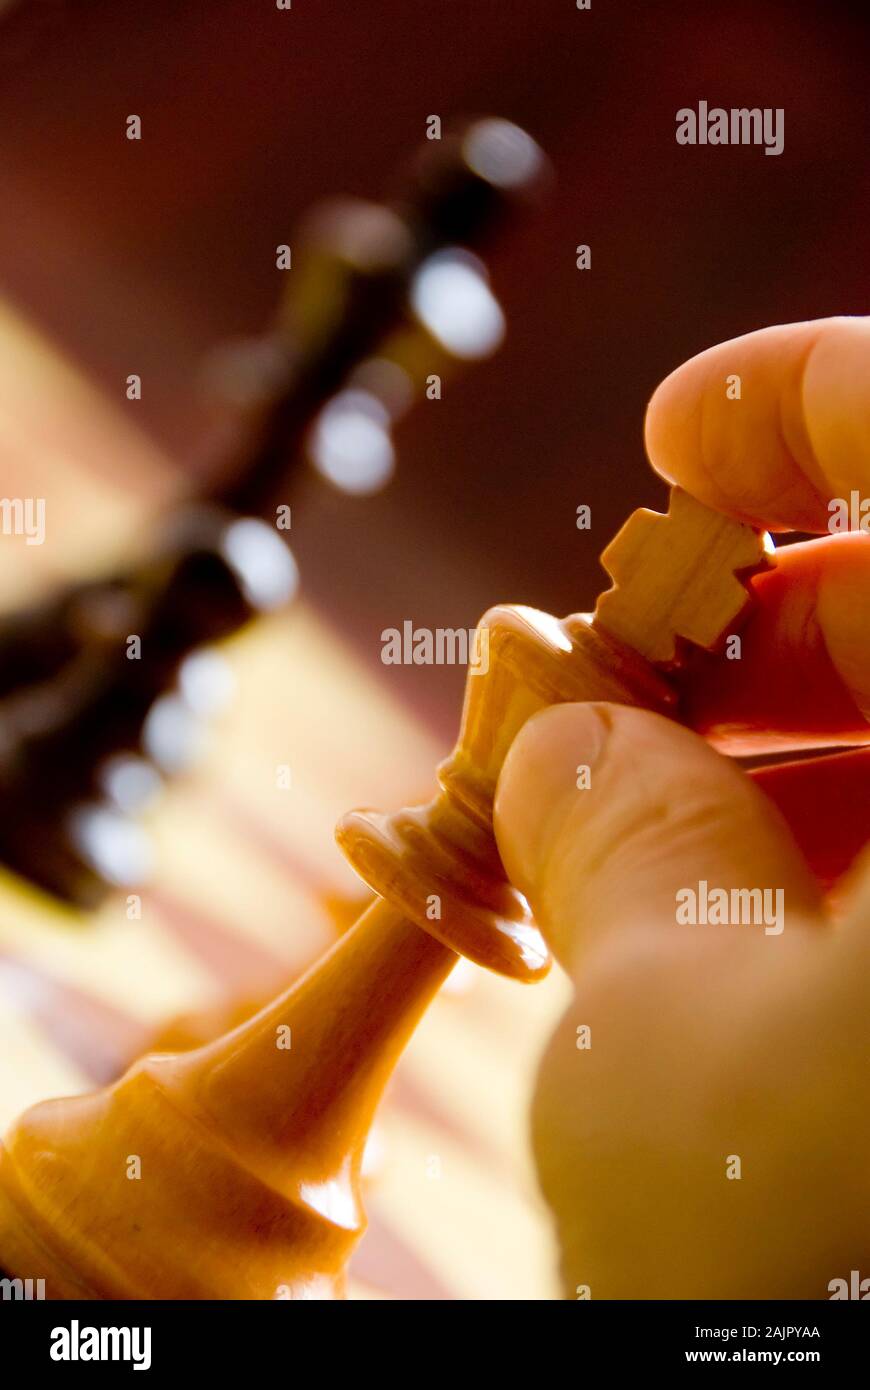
left=0, top=119, right=546, bottom=907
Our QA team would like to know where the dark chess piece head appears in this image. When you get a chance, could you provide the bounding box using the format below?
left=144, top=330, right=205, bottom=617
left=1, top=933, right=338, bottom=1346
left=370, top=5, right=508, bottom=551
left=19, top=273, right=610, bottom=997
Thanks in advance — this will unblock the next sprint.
left=0, top=118, right=546, bottom=908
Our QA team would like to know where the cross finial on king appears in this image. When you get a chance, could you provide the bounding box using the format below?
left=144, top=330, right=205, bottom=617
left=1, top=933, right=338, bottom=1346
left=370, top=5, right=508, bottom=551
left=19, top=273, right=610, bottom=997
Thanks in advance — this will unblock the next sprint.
left=593, top=487, right=773, bottom=667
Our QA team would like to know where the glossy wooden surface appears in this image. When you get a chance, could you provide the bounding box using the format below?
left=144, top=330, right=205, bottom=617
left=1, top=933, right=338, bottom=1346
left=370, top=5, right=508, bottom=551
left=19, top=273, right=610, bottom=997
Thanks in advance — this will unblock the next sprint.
left=0, top=900, right=456, bottom=1298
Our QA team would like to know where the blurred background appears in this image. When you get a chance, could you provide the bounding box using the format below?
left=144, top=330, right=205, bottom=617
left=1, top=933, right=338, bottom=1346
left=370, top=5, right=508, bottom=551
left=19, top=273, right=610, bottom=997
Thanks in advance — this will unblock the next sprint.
left=1, top=0, right=867, bottom=731
left=0, top=0, right=867, bottom=1299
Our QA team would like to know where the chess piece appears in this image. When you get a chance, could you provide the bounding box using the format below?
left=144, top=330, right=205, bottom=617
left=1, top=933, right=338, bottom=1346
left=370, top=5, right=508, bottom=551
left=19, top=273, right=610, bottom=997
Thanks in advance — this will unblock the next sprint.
left=0, top=117, right=544, bottom=907
left=0, top=488, right=768, bottom=1297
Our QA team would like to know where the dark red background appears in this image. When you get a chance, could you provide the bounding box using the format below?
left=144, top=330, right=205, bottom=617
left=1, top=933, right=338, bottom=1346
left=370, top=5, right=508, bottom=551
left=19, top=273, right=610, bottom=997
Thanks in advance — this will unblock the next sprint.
left=0, top=0, right=867, bottom=732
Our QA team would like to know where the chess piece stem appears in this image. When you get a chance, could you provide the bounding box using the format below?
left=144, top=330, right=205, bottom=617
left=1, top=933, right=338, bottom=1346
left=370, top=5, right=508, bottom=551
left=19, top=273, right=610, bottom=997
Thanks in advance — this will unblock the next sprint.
left=0, top=899, right=453, bottom=1298
left=170, top=898, right=454, bottom=1195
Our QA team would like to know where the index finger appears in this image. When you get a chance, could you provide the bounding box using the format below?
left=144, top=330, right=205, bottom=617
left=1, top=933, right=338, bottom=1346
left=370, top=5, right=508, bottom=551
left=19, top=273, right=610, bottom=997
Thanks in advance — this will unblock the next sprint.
left=644, top=316, right=870, bottom=533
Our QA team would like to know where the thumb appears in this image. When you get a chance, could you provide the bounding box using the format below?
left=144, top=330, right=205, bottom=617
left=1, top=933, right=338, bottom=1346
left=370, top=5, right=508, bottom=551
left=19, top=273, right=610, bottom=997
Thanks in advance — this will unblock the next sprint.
left=493, top=702, right=822, bottom=971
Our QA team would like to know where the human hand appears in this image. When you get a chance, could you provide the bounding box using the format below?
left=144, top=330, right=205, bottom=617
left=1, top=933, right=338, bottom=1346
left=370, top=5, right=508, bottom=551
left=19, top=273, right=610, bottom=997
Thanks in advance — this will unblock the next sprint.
left=494, top=316, right=870, bottom=1299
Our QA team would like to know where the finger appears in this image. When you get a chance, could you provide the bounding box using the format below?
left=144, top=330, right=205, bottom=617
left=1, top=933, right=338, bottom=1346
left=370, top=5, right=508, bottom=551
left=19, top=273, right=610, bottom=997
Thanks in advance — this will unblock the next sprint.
left=683, top=533, right=870, bottom=750
left=644, top=316, right=870, bottom=532
left=493, top=702, right=822, bottom=971
left=752, top=747, right=870, bottom=892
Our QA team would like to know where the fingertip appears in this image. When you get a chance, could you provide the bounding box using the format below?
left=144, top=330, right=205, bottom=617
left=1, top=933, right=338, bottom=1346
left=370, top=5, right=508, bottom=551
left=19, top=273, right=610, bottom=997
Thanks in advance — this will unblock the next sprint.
left=495, top=700, right=822, bottom=969
left=683, top=534, right=870, bottom=748
left=816, top=531, right=870, bottom=722
left=644, top=318, right=869, bottom=533
left=802, top=316, right=870, bottom=503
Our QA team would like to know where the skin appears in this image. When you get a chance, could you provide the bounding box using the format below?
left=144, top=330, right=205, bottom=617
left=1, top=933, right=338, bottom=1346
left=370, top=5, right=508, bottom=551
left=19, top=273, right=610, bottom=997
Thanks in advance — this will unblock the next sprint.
left=493, top=316, right=870, bottom=1299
